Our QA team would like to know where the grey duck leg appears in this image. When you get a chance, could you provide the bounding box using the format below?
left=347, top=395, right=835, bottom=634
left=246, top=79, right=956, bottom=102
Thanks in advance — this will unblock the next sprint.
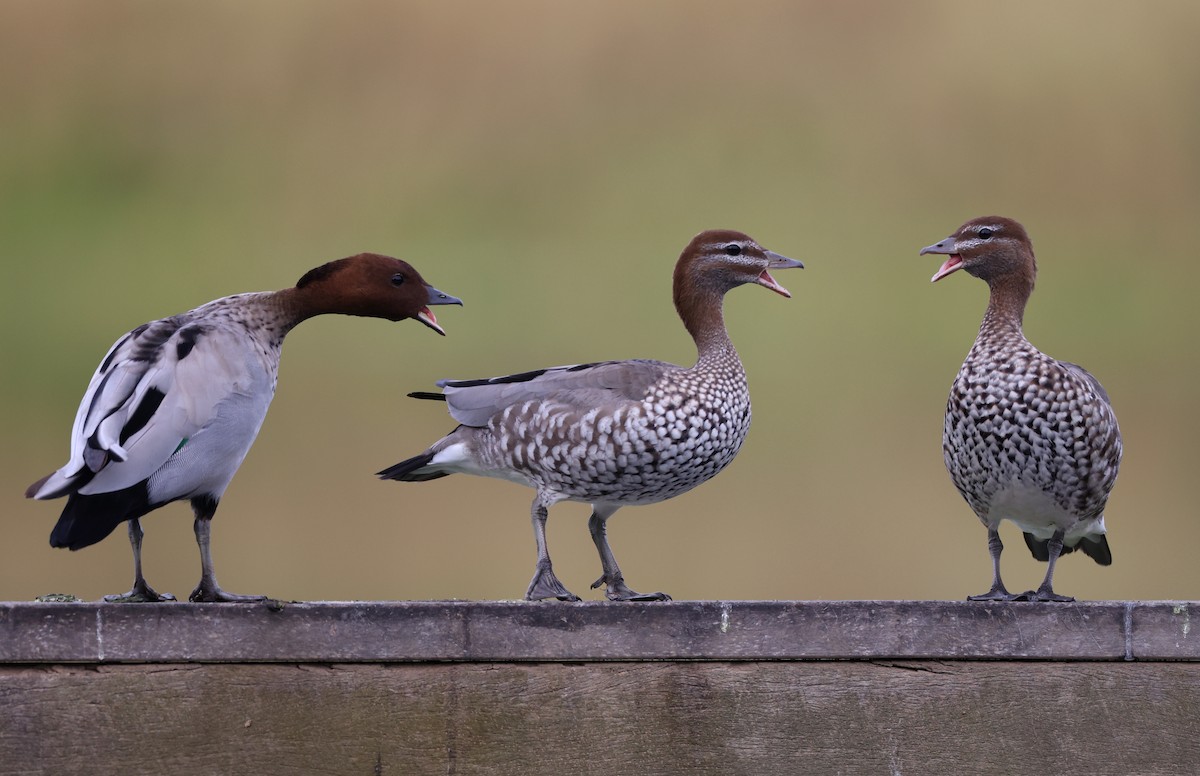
left=1018, top=528, right=1075, bottom=603
left=968, top=528, right=1020, bottom=602
left=525, top=496, right=580, bottom=602
left=188, top=498, right=266, bottom=603
left=103, top=518, right=177, bottom=603
left=588, top=506, right=671, bottom=602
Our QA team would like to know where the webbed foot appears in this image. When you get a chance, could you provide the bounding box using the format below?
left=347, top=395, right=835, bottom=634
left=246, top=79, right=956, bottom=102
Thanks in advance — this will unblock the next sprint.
left=189, top=585, right=268, bottom=603
left=1015, top=588, right=1075, bottom=603
left=967, top=585, right=1020, bottom=602
left=526, top=563, right=580, bottom=602
left=103, top=581, right=177, bottom=603
left=591, top=575, right=672, bottom=602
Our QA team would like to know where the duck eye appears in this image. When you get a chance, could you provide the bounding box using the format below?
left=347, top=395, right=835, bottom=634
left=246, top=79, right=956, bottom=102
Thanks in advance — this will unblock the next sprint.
left=725, top=244, right=742, bottom=256
left=978, top=227, right=994, bottom=239
left=391, top=273, right=406, bottom=286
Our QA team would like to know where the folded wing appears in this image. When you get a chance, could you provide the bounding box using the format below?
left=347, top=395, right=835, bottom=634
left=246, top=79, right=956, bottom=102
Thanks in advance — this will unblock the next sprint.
left=437, top=359, right=680, bottom=427
left=29, top=317, right=254, bottom=499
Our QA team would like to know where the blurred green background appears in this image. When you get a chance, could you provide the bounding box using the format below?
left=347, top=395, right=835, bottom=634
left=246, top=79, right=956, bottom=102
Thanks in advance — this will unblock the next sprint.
left=3, top=1, right=1197, bottom=603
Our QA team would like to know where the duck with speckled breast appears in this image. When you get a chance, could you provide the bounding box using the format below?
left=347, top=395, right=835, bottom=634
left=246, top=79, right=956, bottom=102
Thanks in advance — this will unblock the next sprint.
left=380, top=229, right=803, bottom=602
left=921, top=216, right=1121, bottom=602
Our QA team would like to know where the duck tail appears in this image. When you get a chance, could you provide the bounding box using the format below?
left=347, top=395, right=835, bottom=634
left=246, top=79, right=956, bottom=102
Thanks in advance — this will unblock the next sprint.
left=49, top=482, right=152, bottom=551
left=377, top=450, right=449, bottom=482
left=1022, top=532, right=1052, bottom=561
left=1078, top=535, right=1112, bottom=566
left=1023, top=531, right=1112, bottom=567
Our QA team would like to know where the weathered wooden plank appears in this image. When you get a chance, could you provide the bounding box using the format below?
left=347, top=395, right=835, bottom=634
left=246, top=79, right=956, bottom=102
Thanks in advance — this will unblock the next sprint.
left=3, top=602, right=1196, bottom=775
left=0, top=600, right=1179, bottom=662
left=2, top=661, right=1197, bottom=776
left=1129, top=601, right=1200, bottom=660
left=0, top=604, right=97, bottom=662
left=2, top=600, right=1198, bottom=663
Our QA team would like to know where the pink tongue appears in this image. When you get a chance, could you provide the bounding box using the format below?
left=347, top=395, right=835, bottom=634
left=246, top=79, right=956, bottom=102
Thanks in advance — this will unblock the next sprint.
left=931, top=255, right=963, bottom=283
left=758, top=269, right=792, bottom=298
left=417, top=307, right=444, bottom=333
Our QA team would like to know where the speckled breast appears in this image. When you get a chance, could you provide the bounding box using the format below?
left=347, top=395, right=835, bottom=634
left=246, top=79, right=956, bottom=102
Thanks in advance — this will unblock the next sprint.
left=488, top=363, right=752, bottom=505
left=942, top=345, right=1118, bottom=523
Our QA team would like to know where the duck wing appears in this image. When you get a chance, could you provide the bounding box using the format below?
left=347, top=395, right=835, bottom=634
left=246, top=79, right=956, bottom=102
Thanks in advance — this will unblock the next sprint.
left=428, top=359, right=681, bottom=427
left=29, top=317, right=259, bottom=499
left=1060, top=360, right=1113, bottom=405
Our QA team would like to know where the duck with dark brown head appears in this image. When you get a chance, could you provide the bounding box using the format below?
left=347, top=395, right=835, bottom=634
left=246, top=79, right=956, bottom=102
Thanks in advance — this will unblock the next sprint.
left=921, top=216, right=1121, bottom=602
left=27, top=253, right=461, bottom=602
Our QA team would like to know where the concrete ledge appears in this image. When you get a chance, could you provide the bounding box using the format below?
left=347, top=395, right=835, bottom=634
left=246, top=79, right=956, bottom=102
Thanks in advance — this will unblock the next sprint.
left=1, top=600, right=1197, bottom=663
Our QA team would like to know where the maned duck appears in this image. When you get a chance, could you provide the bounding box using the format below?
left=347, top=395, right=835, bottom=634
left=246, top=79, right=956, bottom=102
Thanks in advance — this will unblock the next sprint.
left=921, top=216, right=1121, bottom=602
left=380, top=230, right=803, bottom=601
left=26, top=253, right=461, bottom=602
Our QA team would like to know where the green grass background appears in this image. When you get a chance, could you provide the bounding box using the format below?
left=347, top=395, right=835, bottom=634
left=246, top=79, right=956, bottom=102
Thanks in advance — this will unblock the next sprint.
left=4, top=1, right=1198, bottom=602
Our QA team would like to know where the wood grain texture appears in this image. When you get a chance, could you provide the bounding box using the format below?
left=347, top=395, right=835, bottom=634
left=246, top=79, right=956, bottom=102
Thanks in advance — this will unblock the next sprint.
left=2, top=600, right=1198, bottom=662
left=2, top=661, right=1198, bottom=776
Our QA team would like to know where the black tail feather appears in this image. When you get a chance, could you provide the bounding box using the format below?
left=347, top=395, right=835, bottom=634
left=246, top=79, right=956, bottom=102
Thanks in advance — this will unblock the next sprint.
left=377, top=451, right=449, bottom=482
left=49, top=482, right=153, bottom=551
left=1023, top=531, right=1112, bottom=566
left=407, top=391, right=446, bottom=401
left=1078, top=535, right=1112, bottom=566
left=1023, top=532, right=1051, bottom=562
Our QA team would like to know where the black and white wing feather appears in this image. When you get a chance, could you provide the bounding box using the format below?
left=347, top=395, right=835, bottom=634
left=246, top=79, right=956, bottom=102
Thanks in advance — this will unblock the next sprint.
left=29, top=316, right=256, bottom=500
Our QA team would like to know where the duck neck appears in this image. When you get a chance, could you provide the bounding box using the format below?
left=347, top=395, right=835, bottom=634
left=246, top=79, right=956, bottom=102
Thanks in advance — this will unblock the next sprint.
left=678, top=288, right=736, bottom=366
left=978, top=274, right=1032, bottom=343
left=247, top=286, right=325, bottom=343
left=271, top=284, right=344, bottom=328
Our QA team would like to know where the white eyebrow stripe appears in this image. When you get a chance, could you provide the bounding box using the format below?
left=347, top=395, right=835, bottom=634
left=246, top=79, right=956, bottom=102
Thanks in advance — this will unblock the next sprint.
left=704, top=242, right=756, bottom=258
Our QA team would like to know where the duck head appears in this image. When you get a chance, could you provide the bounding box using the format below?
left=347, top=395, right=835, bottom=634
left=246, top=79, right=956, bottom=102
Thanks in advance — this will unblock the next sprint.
left=295, top=253, right=462, bottom=334
left=920, top=216, right=1037, bottom=287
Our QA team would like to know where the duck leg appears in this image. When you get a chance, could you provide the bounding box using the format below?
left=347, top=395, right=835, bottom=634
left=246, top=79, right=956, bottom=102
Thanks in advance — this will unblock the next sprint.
left=525, top=496, right=580, bottom=602
left=1018, top=528, right=1075, bottom=603
left=103, top=519, right=177, bottom=603
left=588, top=506, right=671, bottom=602
left=188, top=497, right=266, bottom=603
left=968, top=528, right=1020, bottom=602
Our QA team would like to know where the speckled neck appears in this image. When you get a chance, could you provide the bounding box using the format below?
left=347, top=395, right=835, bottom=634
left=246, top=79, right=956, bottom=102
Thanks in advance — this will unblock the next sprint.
left=211, top=290, right=308, bottom=349
left=693, top=310, right=737, bottom=365
left=264, top=283, right=361, bottom=339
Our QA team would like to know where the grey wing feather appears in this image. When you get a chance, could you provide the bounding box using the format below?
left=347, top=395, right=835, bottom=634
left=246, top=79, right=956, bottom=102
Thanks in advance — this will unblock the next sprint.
left=439, top=359, right=680, bottom=427
left=1060, top=360, right=1112, bottom=405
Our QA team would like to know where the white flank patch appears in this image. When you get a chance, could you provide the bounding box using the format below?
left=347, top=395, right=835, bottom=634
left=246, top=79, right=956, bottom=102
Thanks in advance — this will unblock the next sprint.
left=432, top=442, right=530, bottom=485
left=429, top=442, right=471, bottom=467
